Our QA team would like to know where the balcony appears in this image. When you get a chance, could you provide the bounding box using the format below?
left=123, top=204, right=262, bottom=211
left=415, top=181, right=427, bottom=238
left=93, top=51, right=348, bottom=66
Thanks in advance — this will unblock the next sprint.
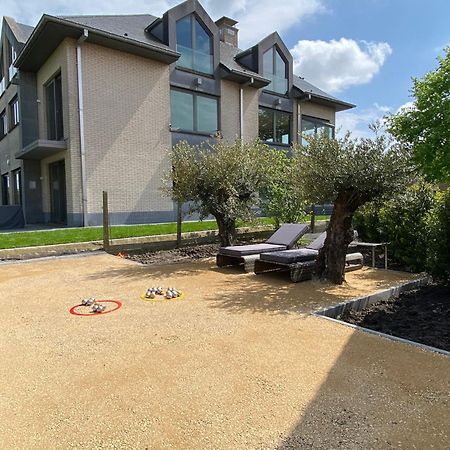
left=8, top=65, right=17, bottom=82
left=176, top=45, right=213, bottom=75
left=264, top=73, right=288, bottom=95
left=15, top=139, right=67, bottom=160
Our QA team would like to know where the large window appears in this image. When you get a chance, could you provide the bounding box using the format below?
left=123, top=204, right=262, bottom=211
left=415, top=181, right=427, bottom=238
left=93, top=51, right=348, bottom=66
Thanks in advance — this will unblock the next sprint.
left=263, top=47, right=288, bottom=95
left=170, top=89, right=218, bottom=134
left=176, top=15, right=213, bottom=75
left=9, top=96, right=19, bottom=129
left=1, top=173, right=9, bottom=205
left=301, top=116, right=334, bottom=145
left=259, top=108, right=291, bottom=145
left=0, top=56, right=5, bottom=96
left=46, top=73, right=64, bottom=140
left=12, top=169, right=21, bottom=205
left=0, top=109, right=7, bottom=139
left=7, top=41, right=17, bottom=81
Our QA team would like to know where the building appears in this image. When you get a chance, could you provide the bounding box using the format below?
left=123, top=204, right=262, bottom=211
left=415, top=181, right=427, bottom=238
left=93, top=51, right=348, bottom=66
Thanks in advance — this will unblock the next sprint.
left=0, top=0, right=354, bottom=228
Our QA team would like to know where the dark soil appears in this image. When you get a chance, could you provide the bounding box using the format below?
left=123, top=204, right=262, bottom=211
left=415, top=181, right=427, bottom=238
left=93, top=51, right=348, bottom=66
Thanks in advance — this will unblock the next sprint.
left=341, top=283, right=450, bottom=351
left=125, top=243, right=219, bottom=265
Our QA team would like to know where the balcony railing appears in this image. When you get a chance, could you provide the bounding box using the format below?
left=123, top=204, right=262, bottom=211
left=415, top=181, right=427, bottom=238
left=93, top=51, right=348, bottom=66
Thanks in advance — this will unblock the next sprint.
left=176, top=45, right=213, bottom=75
left=264, top=73, right=288, bottom=95
left=8, top=65, right=17, bottom=81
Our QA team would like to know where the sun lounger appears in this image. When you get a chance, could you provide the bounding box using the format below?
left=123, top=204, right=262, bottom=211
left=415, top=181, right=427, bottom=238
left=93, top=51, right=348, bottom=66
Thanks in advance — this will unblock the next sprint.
left=216, top=223, right=309, bottom=272
left=254, top=231, right=363, bottom=282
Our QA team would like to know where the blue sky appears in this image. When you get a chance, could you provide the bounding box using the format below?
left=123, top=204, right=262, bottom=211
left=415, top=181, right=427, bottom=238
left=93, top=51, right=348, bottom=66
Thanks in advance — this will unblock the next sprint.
left=2, top=0, right=449, bottom=136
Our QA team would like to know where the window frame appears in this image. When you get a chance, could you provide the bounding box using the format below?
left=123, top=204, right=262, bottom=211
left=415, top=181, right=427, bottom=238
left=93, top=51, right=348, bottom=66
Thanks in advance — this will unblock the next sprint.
left=170, top=87, right=219, bottom=135
left=262, top=46, right=288, bottom=96
left=175, top=14, right=214, bottom=76
left=12, top=168, right=21, bottom=206
left=258, top=107, right=292, bottom=146
left=1, top=173, right=10, bottom=206
left=9, top=96, right=19, bottom=130
left=300, top=114, right=335, bottom=145
left=0, top=109, right=7, bottom=140
left=45, top=72, right=64, bottom=141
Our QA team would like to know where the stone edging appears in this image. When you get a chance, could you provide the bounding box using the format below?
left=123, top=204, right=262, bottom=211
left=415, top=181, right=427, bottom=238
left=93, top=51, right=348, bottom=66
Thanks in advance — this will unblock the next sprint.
left=313, top=276, right=450, bottom=357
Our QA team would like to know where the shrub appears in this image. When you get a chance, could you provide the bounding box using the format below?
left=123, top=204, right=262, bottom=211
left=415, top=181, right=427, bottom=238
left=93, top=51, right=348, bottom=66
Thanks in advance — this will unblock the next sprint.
left=355, top=181, right=436, bottom=272
left=261, top=149, right=308, bottom=228
left=426, top=188, right=450, bottom=280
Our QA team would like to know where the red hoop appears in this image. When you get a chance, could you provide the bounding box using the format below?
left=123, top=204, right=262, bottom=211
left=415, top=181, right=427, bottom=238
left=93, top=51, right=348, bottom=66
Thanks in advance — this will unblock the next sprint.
left=69, top=300, right=122, bottom=316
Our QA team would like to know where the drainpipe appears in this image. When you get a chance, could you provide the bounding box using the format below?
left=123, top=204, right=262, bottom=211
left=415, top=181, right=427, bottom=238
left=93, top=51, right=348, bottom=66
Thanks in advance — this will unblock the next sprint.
left=76, top=29, right=88, bottom=226
left=239, top=77, right=254, bottom=143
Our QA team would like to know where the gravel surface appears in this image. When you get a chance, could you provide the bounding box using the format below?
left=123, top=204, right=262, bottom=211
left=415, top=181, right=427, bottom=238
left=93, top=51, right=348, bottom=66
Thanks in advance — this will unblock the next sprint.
left=0, top=253, right=448, bottom=449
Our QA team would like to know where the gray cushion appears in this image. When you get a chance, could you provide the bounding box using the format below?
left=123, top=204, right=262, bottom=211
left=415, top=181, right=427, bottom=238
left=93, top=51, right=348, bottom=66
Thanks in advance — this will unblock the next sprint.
left=306, top=232, right=327, bottom=250
left=260, top=248, right=318, bottom=264
left=219, top=243, right=286, bottom=257
left=266, top=223, right=309, bottom=248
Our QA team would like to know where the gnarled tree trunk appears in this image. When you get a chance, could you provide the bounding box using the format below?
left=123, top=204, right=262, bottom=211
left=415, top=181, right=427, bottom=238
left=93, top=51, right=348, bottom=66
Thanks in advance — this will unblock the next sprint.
left=215, top=213, right=237, bottom=247
left=316, top=191, right=361, bottom=284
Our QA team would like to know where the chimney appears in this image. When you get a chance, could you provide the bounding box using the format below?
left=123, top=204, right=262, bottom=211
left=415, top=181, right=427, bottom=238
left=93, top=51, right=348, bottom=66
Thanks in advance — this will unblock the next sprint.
left=215, top=16, right=239, bottom=47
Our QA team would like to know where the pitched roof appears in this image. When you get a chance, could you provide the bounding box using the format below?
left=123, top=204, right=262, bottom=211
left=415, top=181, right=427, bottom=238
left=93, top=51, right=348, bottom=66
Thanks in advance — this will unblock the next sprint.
left=293, top=75, right=355, bottom=111
left=4, top=16, right=34, bottom=43
left=59, top=14, right=170, bottom=52
left=219, top=41, right=269, bottom=86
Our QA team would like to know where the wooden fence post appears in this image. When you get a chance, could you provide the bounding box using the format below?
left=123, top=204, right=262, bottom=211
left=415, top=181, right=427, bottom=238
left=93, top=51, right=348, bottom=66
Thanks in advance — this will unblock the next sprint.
left=102, top=191, right=110, bottom=250
left=310, top=205, right=316, bottom=233
left=176, top=201, right=182, bottom=248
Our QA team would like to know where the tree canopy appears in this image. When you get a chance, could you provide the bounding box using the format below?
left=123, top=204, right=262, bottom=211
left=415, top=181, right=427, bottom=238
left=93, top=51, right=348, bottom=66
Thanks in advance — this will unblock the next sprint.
left=292, top=132, right=414, bottom=284
left=388, top=47, right=450, bottom=182
left=166, top=139, right=277, bottom=246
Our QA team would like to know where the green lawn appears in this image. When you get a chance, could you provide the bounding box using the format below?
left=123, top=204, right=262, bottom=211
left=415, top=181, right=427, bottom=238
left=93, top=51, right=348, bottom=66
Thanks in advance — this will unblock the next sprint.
left=0, top=216, right=330, bottom=250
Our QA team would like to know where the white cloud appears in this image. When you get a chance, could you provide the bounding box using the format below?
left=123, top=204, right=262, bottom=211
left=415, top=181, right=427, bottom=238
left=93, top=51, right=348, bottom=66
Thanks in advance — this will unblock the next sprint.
left=204, top=0, right=326, bottom=48
left=396, top=101, right=415, bottom=113
left=336, top=103, right=393, bottom=139
left=2, top=0, right=325, bottom=49
left=1, top=0, right=173, bottom=25
left=291, top=38, right=392, bottom=93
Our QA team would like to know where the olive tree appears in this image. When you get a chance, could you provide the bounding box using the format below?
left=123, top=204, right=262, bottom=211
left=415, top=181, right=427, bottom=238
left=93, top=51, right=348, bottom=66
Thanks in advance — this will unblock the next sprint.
left=261, top=148, right=308, bottom=228
left=166, top=139, right=277, bottom=246
left=292, top=131, right=414, bottom=284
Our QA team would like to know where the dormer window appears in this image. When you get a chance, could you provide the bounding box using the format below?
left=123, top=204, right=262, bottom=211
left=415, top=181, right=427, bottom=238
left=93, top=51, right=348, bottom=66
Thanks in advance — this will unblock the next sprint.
left=176, top=15, right=213, bottom=75
left=263, top=47, right=287, bottom=95
left=7, top=41, right=17, bottom=81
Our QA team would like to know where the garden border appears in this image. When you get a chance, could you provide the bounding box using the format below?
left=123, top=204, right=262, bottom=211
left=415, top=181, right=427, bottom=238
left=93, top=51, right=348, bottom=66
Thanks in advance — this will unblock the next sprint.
left=313, top=276, right=450, bottom=357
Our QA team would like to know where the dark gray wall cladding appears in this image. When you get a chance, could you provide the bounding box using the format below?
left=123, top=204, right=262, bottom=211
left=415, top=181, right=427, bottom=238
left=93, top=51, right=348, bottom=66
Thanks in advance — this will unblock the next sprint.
left=257, top=33, right=293, bottom=96
left=163, top=0, right=220, bottom=66
left=22, top=160, right=43, bottom=223
left=84, top=210, right=177, bottom=227
left=259, top=91, right=293, bottom=113
left=18, top=71, right=39, bottom=148
left=171, top=131, right=217, bottom=147
left=170, top=69, right=219, bottom=96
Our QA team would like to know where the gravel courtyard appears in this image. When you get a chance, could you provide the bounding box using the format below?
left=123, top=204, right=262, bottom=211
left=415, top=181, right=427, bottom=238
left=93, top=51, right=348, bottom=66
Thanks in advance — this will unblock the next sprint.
left=0, top=253, right=448, bottom=449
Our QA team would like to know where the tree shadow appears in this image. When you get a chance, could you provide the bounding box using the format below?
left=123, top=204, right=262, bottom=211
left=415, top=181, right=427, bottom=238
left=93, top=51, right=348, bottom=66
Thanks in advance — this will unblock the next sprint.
left=204, top=267, right=380, bottom=316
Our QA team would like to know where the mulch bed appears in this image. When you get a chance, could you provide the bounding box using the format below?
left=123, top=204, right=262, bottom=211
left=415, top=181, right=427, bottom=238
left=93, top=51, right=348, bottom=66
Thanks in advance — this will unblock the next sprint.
left=341, top=283, right=450, bottom=351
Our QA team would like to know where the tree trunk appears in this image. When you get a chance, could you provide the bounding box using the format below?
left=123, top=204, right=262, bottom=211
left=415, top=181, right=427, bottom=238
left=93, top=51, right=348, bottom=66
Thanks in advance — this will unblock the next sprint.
left=215, top=214, right=237, bottom=247
left=316, top=194, right=358, bottom=284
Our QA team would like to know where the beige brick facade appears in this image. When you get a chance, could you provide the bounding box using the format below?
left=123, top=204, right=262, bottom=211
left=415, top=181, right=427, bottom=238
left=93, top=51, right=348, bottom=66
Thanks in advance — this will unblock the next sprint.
left=220, top=80, right=259, bottom=143
left=298, top=101, right=336, bottom=125
left=81, top=42, right=173, bottom=224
